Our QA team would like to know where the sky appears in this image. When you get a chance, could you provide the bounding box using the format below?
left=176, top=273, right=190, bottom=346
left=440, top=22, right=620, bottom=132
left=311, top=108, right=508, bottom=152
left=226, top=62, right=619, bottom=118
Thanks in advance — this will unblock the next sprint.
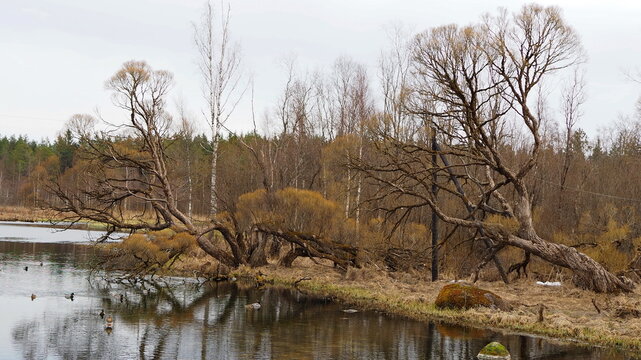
left=1, top=0, right=640, bottom=141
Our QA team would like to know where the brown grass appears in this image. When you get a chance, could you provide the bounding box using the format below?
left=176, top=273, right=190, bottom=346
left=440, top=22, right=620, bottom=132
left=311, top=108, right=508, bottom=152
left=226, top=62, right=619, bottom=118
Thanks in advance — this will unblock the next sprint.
left=0, top=206, right=61, bottom=222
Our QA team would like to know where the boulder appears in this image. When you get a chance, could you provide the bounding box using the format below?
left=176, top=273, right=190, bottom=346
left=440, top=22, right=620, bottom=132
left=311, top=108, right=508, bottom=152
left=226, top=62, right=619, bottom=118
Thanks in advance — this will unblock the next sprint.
left=435, top=283, right=512, bottom=311
left=477, top=341, right=510, bottom=360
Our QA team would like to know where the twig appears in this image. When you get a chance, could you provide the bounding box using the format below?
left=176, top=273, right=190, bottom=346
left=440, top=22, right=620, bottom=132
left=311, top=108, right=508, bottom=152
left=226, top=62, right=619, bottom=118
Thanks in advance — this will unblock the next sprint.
left=592, top=298, right=601, bottom=314
left=294, top=277, right=311, bottom=287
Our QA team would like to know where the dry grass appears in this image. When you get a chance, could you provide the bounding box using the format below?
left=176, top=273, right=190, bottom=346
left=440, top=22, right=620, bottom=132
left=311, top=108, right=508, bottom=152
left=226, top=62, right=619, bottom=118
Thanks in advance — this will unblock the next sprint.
left=0, top=206, right=61, bottom=222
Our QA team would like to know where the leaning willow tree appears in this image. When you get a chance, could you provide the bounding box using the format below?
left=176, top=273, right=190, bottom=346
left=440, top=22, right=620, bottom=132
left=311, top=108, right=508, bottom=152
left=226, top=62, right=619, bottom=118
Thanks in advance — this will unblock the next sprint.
left=47, top=61, right=358, bottom=270
left=360, top=5, right=633, bottom=293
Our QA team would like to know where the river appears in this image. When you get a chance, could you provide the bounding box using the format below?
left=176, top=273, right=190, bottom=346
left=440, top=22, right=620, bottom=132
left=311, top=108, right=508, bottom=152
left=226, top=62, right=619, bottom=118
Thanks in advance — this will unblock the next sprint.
left=0, top=222, right=635, bottom=359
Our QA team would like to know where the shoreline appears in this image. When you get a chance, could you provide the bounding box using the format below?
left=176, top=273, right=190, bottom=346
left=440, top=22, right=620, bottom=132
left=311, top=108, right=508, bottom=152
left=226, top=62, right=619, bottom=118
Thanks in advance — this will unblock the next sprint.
left=228, top=264, right=641, bottom=356
left=2, top=206, right=640, bottom=355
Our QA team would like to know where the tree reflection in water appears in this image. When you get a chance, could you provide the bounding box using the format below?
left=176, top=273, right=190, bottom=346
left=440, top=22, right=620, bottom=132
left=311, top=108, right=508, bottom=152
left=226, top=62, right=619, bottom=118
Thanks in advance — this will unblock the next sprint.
left=9, top=279, right=627, bottom=360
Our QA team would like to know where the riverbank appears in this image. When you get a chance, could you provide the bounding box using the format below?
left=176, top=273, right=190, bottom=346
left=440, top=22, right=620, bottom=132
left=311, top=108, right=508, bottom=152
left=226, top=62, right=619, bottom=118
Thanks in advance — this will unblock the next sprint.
left=3, top=207, right=640, bottom=354
left=225, top=260, right=641, bottom=355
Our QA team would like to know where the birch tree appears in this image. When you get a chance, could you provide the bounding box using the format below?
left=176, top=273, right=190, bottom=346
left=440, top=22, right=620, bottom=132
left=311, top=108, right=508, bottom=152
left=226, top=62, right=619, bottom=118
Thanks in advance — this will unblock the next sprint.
left=194, top=1, right=244, bottom=216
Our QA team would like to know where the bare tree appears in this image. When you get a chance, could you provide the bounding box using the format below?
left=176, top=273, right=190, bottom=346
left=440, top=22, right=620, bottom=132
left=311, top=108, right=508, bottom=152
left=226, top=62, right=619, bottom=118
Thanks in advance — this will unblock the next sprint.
left=379, top=25, right=417, bottom=140
left=359, top=5, right=633, bottom=293
left=326, top=58, right=372, bottom=219
left=559, top=68, right=586, bottom=193
left=176, top=103, right=196, bottom=217
left=63, top=113, right=97, bottom=142
left=194, top=1, right=245, bottom=216
left=47, top=61, right=250, bottom=268
left=48, top=61, right=360, bottom=271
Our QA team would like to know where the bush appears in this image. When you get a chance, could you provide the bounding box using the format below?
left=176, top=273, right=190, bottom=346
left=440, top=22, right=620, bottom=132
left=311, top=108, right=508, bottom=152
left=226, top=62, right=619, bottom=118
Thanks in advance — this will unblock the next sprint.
left=102, top=231, right=197, bottom=272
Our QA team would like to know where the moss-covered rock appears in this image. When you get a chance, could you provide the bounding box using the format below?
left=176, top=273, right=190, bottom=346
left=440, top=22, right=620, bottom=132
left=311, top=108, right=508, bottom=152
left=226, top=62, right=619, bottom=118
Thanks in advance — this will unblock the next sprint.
left=435, top=283, right=512, bottom=311
left=477, top=341, right=510, bottom=359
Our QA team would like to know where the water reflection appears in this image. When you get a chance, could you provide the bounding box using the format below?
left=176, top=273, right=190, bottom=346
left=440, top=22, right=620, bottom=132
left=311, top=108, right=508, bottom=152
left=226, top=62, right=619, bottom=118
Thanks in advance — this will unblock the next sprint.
left=0, top=228, right=636, bottom=359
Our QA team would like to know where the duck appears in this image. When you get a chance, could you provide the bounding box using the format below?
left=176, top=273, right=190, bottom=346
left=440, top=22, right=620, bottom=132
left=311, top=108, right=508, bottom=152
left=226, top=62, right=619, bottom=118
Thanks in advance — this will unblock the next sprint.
left=244, top=301, right=261, bottom=310
left=64, top=292, right=74, bottom=300
left=99, top=309, right=105, bottom=319
left=105, top=315, right=114, bottom=330
left=119, top=294, right=124, bottom=303
left=31, top=294, right=36, bottom=301
left=24, top=266, right=28, bottom=271
left=39, top=262, right=43, bottom=266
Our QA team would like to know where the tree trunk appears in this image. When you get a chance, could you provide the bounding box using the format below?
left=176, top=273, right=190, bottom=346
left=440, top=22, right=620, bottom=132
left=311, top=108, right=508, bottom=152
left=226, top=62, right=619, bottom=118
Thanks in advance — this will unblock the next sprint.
left=355, top=133, right=364, bottom=224
left=506, top=189, right=632, bottom=293
left=187, top=151, right=193, bottom=218
left=505, top=234, right=633, bottom=293
left=435, top=142, right=509, bottom=284
left=431, top=130, right=439, bottom=281
left=209, top=136, right=218, bottom=216
left=248, top=231, right=269, bottom=267
left=279, top=247, right=307, bottom=267
left=344, top=148, right=351, bottom=218
left=196, top=235, right=238, bottom=268
left=257, top=225, right=359, bottom=270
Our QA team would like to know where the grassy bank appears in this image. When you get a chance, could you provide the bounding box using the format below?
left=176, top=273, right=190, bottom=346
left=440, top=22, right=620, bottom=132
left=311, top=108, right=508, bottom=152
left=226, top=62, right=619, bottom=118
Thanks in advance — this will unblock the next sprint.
left=226, top=262, right=641, bottom=355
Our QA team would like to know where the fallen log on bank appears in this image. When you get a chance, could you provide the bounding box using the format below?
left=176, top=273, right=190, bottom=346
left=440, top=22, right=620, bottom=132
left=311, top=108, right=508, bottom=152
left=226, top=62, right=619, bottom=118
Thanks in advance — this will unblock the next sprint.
left=255, top=224, right=360, bottom=270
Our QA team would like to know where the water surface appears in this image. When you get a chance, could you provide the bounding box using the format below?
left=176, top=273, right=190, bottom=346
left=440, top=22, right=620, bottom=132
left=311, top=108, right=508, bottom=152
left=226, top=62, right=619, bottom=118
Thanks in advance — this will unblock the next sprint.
left=0, top=222, right=636, bottom=359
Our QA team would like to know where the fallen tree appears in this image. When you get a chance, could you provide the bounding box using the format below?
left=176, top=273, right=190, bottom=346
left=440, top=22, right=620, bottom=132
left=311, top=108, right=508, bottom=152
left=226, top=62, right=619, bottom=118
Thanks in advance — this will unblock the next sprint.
left=255, top=224, right=360, bottom=269
left=46, top=61, right=360, bottom=272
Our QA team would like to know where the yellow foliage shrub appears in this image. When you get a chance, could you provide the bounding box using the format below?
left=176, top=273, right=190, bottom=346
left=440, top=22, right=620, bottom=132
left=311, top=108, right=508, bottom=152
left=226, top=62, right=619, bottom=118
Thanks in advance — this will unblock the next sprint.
left=237, top=187, right=363, bottom=245
left=120, top=234, right=164, bottom=263
left=112, top=231, right=197, bottom=269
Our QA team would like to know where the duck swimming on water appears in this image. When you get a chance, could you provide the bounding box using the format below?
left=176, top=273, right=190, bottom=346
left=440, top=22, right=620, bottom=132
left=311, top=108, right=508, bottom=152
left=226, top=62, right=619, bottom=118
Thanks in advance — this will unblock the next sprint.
left=99, top=309, right=105, bottom=319
left=64, top=292, right=74, bottom=300
left=244, top=301, right=261, bottom=310
left=105, top=315, right=114, bottom=330
left=31, top=294, right=36, bottom=301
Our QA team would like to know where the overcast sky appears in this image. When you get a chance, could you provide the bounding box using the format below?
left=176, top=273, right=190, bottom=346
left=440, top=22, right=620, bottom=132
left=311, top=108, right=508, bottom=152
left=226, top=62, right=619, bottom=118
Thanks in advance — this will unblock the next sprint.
left=1, top=0, right=640, bottom=141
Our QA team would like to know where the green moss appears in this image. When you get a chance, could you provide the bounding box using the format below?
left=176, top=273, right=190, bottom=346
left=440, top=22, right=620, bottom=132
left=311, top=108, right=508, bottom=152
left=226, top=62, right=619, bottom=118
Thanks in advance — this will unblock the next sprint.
left=479, top=341, right=510, bottom=356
